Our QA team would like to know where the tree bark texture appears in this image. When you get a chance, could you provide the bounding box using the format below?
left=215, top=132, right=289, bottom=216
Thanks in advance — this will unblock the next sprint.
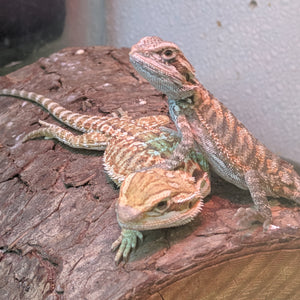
left=0, top=46, right=300, bottom=300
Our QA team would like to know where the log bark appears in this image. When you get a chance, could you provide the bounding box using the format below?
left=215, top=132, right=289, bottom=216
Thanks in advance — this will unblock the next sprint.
left=0, top=46, right=300, bottom=300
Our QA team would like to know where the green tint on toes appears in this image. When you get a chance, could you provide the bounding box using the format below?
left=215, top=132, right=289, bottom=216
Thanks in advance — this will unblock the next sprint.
left=111, top=229, right=143, bottom=264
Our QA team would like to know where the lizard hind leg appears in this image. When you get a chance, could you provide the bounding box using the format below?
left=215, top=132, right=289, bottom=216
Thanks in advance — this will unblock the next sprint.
left=23, top=120, right=108, bottom=150
left=235, top=169, right=272, bottom=231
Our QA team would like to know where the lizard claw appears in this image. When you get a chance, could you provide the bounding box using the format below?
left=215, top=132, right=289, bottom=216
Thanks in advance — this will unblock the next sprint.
left=234, top=207, right=272, bottom=231
left=111, top=229, right=143, bottom=264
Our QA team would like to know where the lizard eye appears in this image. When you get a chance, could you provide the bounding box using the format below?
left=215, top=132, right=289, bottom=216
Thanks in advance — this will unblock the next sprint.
left=154, top=200, right=169, bottom=213
left=162, top=49, right=176, bottom=60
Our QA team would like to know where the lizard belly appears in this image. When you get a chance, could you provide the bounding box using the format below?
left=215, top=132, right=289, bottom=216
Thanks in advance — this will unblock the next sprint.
left=191, top=121, right=248, bottom=190
left=168, top=100, right=247, bottom=190
left=207, top=151, right=247, bottom=190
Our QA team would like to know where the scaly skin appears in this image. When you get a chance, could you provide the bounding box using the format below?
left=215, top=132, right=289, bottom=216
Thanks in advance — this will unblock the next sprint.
left=129, top=36, right=300, bottom=230
left=0, top=88, right=210, bottom=263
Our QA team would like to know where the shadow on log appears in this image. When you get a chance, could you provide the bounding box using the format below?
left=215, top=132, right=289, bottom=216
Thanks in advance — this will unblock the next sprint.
left=0, top=46, right=299, bottom=300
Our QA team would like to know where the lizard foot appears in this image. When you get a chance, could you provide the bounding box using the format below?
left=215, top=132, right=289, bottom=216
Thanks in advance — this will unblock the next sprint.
left=234, top=207, right=272, bottom=231
left=111, top=229, right=143, bottom=264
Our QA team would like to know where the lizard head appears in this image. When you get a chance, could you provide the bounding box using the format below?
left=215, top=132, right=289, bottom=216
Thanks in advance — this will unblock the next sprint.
left=129, top=36, right=198, bottom=100
left=116, top=168, right=210, bottom=231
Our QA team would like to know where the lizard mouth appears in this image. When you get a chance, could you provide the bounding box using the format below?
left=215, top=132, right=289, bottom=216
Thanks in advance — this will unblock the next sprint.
left=117, top=198, right=203, bottom=231
left=129, top=52, right=196, bottom=100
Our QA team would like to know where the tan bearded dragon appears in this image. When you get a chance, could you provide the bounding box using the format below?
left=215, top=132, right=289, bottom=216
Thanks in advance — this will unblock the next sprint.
left=129, top=36, right=300, bottom=230
left=0, top=88, right=210, bottom=263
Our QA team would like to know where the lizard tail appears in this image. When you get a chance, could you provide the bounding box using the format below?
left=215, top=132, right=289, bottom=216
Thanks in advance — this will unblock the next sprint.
left=0, top=88, right=110, bottom=133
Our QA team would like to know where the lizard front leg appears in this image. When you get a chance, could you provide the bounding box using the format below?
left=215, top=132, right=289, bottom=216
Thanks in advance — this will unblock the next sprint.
left=23, top=120, right=108, bottom=150
left=152, top=114, right=194, bottom=170
left=235, top=170, right=272, bottom=230
left=111, top=229, right=143, bottom=264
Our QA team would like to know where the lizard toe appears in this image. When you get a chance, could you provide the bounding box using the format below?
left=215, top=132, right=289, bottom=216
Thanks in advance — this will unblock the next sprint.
left=111, top=229, right=143, bottom=264
left=234, top=207, right=271, bottom=229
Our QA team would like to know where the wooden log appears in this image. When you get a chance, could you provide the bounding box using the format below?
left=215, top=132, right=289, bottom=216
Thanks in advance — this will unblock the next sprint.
left=0, top=46, right=299, bottom=300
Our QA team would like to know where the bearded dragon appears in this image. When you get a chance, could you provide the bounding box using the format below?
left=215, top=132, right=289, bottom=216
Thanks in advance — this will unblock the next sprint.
left=129, top=36, right=300, bottom=230
left=0, top=88, right=210, bottom=263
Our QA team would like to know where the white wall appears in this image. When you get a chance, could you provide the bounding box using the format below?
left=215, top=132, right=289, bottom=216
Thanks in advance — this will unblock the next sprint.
left=63, top=0, right=300, bottom=163
left=63, top=0, right=106, bottom=47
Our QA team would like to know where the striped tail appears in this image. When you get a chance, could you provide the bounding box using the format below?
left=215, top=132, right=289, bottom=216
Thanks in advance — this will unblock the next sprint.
left=0, top=88, right=114, bottom=133
left=23, top=120, right=108, bottom=150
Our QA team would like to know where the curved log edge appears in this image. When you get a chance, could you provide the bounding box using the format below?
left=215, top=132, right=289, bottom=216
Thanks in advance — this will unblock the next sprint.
left=0, top=46, right=299, bottom=300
